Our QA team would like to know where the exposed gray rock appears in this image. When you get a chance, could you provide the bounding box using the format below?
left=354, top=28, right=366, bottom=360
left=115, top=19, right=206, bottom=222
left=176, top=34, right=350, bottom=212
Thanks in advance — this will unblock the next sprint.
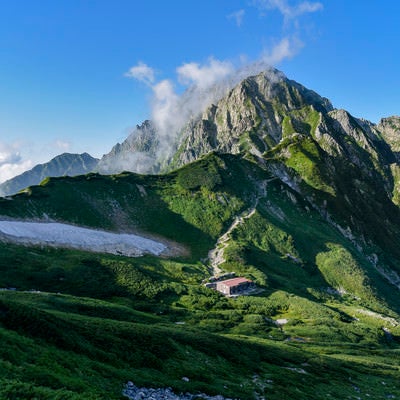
left=122, top=382, right=235, bottom=400
left=96, top=120, right=160, bottom=175
left=326, top=109, right=395, bottom=171
left=172, top=71, right=333, bottom=169
left=95, top=68, right=336, bottom=175
left=379, top=116, right=400, bottom=160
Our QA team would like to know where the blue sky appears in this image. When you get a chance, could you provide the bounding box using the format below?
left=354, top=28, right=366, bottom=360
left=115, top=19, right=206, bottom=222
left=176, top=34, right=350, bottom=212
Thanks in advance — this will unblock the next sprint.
left=0, top=0, right=399, bottom=182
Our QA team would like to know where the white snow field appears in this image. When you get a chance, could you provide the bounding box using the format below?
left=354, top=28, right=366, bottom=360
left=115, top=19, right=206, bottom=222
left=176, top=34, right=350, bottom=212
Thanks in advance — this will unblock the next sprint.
left=0, top=220, right=166, bottom=257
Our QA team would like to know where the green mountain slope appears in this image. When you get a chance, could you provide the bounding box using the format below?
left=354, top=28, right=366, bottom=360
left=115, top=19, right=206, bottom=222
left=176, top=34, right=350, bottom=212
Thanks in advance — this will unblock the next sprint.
left=1, top=70, right=400, bottom=399
left=1, top=153, right=400, bottom=399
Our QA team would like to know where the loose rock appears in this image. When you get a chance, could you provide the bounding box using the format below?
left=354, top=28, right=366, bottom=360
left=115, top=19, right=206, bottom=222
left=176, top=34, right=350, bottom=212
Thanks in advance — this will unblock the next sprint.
left=122, top=382, right=237, bottom=400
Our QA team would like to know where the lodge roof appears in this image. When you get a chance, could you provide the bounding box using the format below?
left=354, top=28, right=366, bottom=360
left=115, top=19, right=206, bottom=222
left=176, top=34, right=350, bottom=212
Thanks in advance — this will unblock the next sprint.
left=218, top=277, right=252, bottom=287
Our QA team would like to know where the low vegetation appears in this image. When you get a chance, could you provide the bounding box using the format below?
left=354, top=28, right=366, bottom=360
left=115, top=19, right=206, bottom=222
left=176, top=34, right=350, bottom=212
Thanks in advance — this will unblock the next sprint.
left=1, top=153, right=400, bottom=399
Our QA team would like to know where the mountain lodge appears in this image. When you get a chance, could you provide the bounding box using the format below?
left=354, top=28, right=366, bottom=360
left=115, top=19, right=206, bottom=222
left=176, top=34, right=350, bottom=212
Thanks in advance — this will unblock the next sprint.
left=215, top=277, right=254, bottom=296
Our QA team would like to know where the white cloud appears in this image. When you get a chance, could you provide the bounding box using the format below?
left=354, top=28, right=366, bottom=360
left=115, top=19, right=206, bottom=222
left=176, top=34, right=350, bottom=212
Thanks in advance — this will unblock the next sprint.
left=151, top=79, right=180, bottom=134
left=0, top=141, right=35, bottom=183
left=0, top=138, right=77, bottom=184
left=255, top=0, right=322, bottom=20
left=153, top=79, right=176, bottom=102
left=262, top=36, right=303, bottom=64
left=0, top=151, right=21, bottom=167
left=0, top=142, right=23, bottom=167
left=54, top=140, right=71, bottom=151
left=126, top=54, right=286, bottom=165
left=227, top=9, right=245, bottom=27
left=177, top=58, right=234, bottom=89
left=124, top=61, right=155, bottom=85
left=294, top=1, right=323, bottom=16
left=0, top=159, right=33, bottom=184
left=0, top=142, right=34, bottom=184
left=129, top=58, right=237, bottom=162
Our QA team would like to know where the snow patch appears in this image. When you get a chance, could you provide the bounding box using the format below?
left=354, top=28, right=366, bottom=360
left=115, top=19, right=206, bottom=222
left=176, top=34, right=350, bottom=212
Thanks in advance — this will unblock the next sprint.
left=0, top=220, right=166, bottom=257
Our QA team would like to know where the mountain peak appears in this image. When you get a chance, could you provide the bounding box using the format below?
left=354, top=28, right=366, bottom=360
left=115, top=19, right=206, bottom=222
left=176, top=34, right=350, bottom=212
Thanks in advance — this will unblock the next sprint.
left=170, top=70, right=335, bottom=168
left=96, top=119, right=159, bottom=175
left=96, top=69, right=337, bottom=176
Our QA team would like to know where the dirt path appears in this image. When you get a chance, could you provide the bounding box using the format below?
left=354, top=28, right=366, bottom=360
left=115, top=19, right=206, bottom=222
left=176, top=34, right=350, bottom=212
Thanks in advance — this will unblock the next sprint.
left=207, top=180, right=268, bottom=276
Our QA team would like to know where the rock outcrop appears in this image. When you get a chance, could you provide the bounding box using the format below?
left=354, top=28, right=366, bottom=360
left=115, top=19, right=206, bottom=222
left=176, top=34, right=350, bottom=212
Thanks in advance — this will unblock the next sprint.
left=171, top=71, right=333, bottom=168
left=379, top=116, right=400, bottom=159
left=123, top=381, right=236, bottom=400
left=96, top=120, right=159, bottom=174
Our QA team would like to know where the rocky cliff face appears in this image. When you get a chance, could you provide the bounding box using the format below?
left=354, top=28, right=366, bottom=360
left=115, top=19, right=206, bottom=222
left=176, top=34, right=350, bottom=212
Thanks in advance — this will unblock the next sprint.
left=168, top=71, right=398, bottom=197
left=171, top=71, right=333, bottom=167
left=171, top=72, right=396, bottom=174
left=377, top=116, right=400, bottom=204
left=379, top=116, right=400, bottom=159
left=96, top=120, right=159, bottom=175
left=0, top=152, right=99, bottom=197
left=98, top=70, right=398, bottom=193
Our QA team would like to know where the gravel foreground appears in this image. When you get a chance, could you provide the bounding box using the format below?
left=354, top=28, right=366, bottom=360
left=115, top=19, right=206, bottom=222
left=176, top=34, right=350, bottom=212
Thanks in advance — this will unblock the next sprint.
left=122, top=381, right=237, bottom=400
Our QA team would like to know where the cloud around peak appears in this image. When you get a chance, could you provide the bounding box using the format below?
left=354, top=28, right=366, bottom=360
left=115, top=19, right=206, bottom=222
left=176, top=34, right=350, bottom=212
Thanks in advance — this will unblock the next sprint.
left=124, top=36, right=300, bottom=137
left=261, top=36, right=303, bottom=65
left=177, top=58, right=234, bottom=89
left=121, top=0, right=324, bottom=162
left=125, top=61, right=155, bottom=85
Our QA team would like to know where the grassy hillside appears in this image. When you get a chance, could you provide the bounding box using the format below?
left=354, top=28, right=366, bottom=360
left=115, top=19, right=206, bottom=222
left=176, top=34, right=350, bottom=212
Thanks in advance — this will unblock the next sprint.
left=1, top=153, right=400, bottom=399
left=0, top=155, right=263, bottom=260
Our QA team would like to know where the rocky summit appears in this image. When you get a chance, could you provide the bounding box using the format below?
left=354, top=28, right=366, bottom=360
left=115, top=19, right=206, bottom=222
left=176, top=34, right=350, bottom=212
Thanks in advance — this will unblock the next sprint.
left=96, top=120, right=159, bottom=175
left=1, top=69, right=400, bottom=400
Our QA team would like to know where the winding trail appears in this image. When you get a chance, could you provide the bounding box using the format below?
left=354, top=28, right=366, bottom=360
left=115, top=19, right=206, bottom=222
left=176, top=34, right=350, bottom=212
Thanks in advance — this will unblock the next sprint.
left=207, top=180, right=268, bottom=276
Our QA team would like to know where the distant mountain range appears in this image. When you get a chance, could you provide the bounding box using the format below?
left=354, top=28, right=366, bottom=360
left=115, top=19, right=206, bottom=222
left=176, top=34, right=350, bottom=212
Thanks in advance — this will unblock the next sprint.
left=0, top=152, right=99, bottom=196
